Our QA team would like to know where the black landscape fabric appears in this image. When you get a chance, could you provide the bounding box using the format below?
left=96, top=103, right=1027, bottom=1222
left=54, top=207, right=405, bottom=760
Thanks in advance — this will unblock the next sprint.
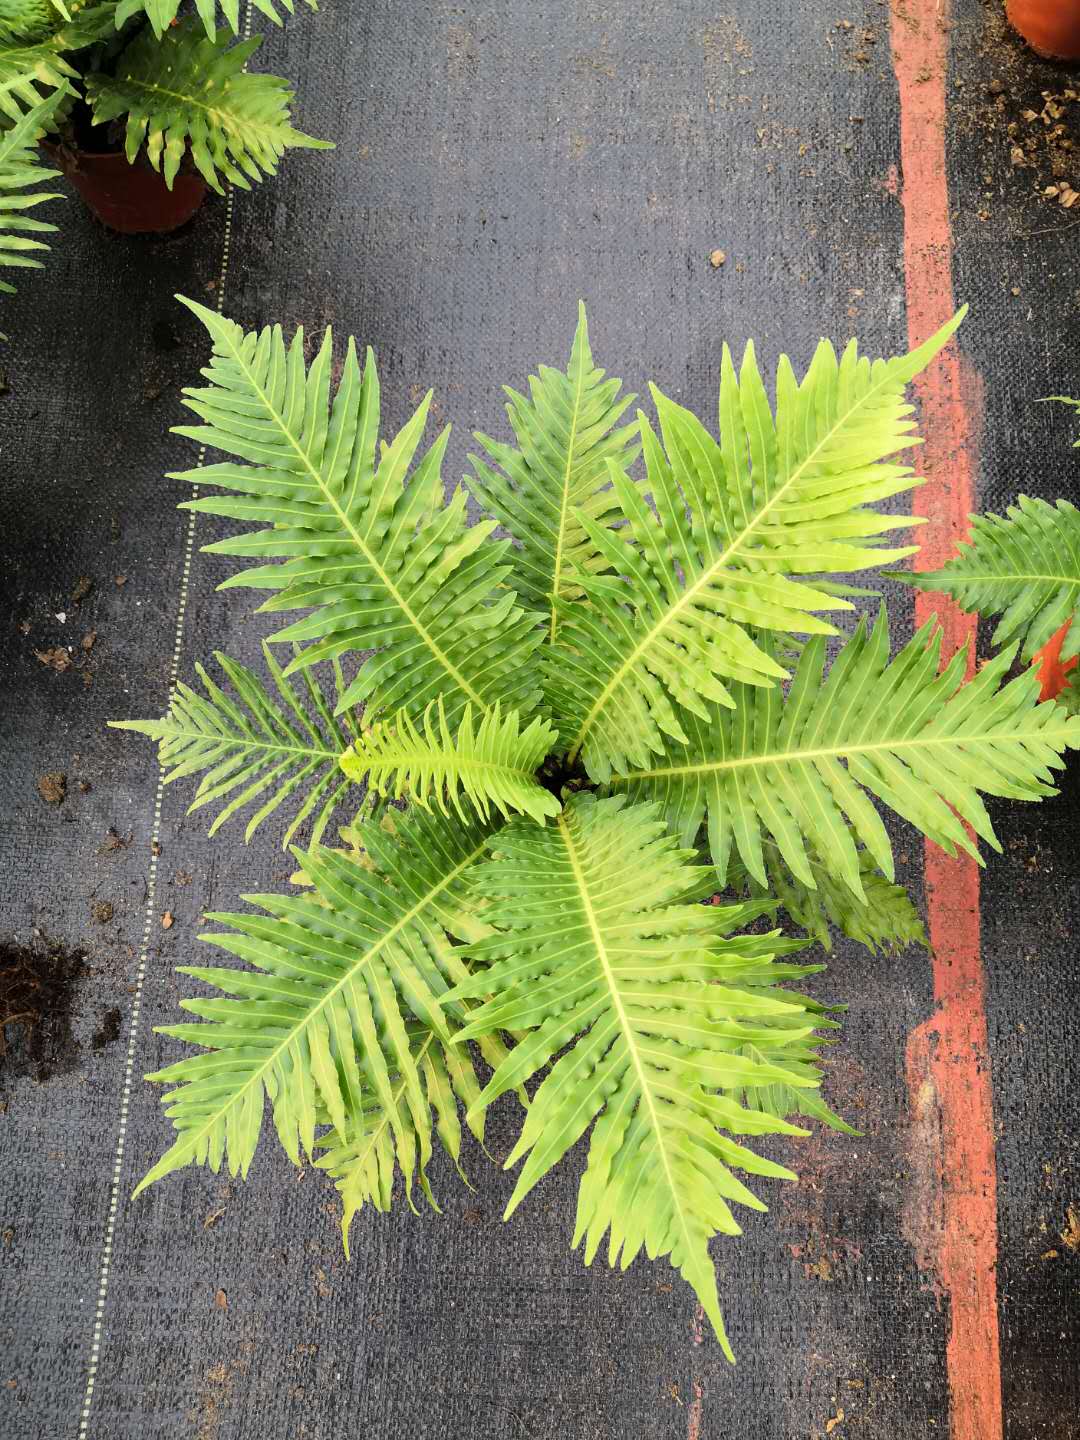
left=1, top=2, right=1078, bottom=1437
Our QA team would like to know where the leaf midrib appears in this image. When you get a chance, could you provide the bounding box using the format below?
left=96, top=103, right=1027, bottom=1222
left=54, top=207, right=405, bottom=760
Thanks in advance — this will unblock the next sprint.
left=927, top=570, right=1080, bottom=586
left=210, top=319, right=488, bottom=712
left=547, top=345, right=589, bottom=644
left=568, top=362, right=908, bottom=760
left=159, top=725, right=342, bottom=764
left=610, top=722, right=1080, bottom=782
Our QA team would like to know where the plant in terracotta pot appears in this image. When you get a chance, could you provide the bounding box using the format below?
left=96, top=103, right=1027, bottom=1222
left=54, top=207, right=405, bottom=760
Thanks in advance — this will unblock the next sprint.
left=0, top=0, right=330, bottom=276
left=1007, top=0, right=1080, bottom=61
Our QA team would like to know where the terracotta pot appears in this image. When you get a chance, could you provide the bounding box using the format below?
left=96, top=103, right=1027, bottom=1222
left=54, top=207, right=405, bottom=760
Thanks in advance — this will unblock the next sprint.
left=1033, top=619, right=1077, bottom=701
left=1006, top=0, right=1080, bottom=60
left=45, top=143, right=208, bottom=235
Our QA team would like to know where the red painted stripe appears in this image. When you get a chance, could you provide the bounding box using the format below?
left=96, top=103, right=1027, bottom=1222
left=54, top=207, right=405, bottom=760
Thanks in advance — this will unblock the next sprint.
left=891, top=6, right=1003, bottom=1440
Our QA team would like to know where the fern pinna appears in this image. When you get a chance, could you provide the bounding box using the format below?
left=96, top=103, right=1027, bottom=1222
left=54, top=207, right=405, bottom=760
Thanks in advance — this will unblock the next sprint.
left=114, top=301, right=1080, bottom=1354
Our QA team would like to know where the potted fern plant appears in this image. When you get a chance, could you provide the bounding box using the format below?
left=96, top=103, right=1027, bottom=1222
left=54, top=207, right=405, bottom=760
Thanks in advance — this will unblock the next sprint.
left=0, top=0, right=328, bottom=262
left=113, top=301, right=1080, bottom=1357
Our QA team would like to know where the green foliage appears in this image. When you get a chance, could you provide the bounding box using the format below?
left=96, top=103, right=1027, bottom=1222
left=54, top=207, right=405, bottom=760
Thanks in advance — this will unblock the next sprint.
left=543, top=311, right=966, bottom=783
left=727, top=839, right=927, bottom=956
left=607, top=608, right=1080, bottom=896
left=86, top=23, right=331, bottom=193
left=172, top=297, right=544, bottom=722
left=115, top=0, right=315, bottom=39
left=900, top=496, right=1080, bottom=667
left=341, top=700, right=560, bottom=826
left=0, top=5, right=112, bottom=122
left=110, top=643, right=359, bottom=848
left=466, top=301, right=640, bottom=639
left=134, top=808, right=513, bottom=1208
left=0, top=89, right=63, bottom=296
left=449, top=794, right=831, bottom=1360
left=119, top=303, right=1080, bottom=1353
left=0, top=0, right=62, bottom=45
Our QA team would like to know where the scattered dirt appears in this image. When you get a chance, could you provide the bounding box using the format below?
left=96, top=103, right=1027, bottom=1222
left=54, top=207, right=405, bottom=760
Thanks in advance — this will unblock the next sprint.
left=1062, top=1205, right=1080, bottom=1253
left=97, top=828, right=131, bottom=855
left=81, top=630, right=96, bottom=653
left=956, top=8, right=1080, bottom=227
left=70, top=576, right=93, bottom=605
left=91, top=901, right=114, bottom=925
left=91, top=1008, right=122, bottom=1051
left=34, top=647, right=72, bottom=673
left=0, top=937, right=86, bottom=1082
left=36, top=772, right=66, bottom=806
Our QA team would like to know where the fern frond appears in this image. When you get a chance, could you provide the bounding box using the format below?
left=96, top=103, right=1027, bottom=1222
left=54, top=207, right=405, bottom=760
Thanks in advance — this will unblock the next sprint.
left=135, top=808, right=507, bottom=1202
left=0, top=4, right=111, bottom=120
left=171, top=299, right=544, bottom=723
left=341, top=699, right=560, bottom=826
left=546, top=312, right=966, bottom=782
left=110, top=643, right=359, bottom=848
left=448, top=793, right=836, bottom=1357
left=0, top=88, right=63, bottom=295
left=86, top=23, right=332, bottom=193
left=115, top=0, right=315, bottom=39
left=727, top=839, right=927, bottom=956
left=466, top=302, right=640, bottom=640
left=607, top=608, right=1080, bottom=897
left=0, top=0, right=58, bottom=44
left=900, top=496, right=1080, bottom=666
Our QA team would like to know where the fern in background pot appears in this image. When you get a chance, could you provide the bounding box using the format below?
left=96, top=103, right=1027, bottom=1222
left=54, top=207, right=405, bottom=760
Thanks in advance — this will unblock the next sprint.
left=0, top=0, right=330, bottom=290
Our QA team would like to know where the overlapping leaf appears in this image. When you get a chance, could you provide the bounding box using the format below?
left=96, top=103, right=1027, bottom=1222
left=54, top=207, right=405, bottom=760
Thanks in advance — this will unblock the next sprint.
left=111, top=644, right=360, bottom=848
left=0, top=4, right=113, bottom=120
left=900, top=496, right=1080, bottom=666
left=448, top=793, right=836, bottom=1359
left=466, top=302, right=640, bottom=639
left=135, top=809, right=509, bottom=1204
left=727, top=838, right=927, bottom=956
left=86, top=24, right=331, bottom=193
left=172, top=299, right=544, bottom=722
left=547, top=312, right=966, bottom=782
left=115, top=0, right=315, bottom=39
left=0, top=88, right=62, bottom=296
left=341, top=699, right=559, bottom=825
left=607, top=608, right=1080, bottom=897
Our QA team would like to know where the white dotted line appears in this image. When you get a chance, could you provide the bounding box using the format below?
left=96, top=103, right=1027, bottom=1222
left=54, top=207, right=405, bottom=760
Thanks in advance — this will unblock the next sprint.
left=75, top=12, right=251, bottom=1433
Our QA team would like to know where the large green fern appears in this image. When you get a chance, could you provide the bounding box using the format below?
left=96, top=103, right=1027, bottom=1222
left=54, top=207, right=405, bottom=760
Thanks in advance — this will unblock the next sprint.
left=118, top=303, right=1080, bottom=1353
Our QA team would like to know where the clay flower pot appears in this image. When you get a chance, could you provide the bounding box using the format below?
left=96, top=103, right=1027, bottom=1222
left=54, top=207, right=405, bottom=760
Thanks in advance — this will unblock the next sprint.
left=1033, top=619, right=1077, bottom=701
left=45, top=143, right=208, bottom=235
left=1007, top=0, right=1080, bottom=60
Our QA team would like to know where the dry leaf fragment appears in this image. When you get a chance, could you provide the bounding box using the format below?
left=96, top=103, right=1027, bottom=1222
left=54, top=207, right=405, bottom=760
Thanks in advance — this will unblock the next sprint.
left=161, top=911, right=175, bottom=930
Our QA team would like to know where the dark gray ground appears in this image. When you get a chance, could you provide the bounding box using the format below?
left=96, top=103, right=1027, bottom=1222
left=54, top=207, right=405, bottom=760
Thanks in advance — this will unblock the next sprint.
left=1, top=2, right=1078, bottom=1436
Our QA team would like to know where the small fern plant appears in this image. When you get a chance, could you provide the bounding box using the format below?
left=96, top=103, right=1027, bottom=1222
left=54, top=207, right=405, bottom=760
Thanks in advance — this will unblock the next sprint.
left=0, top=0, right=329, bottom=297
left=901, top=396, right=1080, bottom=713
left=113, top=299, right=1080, bottom=1357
